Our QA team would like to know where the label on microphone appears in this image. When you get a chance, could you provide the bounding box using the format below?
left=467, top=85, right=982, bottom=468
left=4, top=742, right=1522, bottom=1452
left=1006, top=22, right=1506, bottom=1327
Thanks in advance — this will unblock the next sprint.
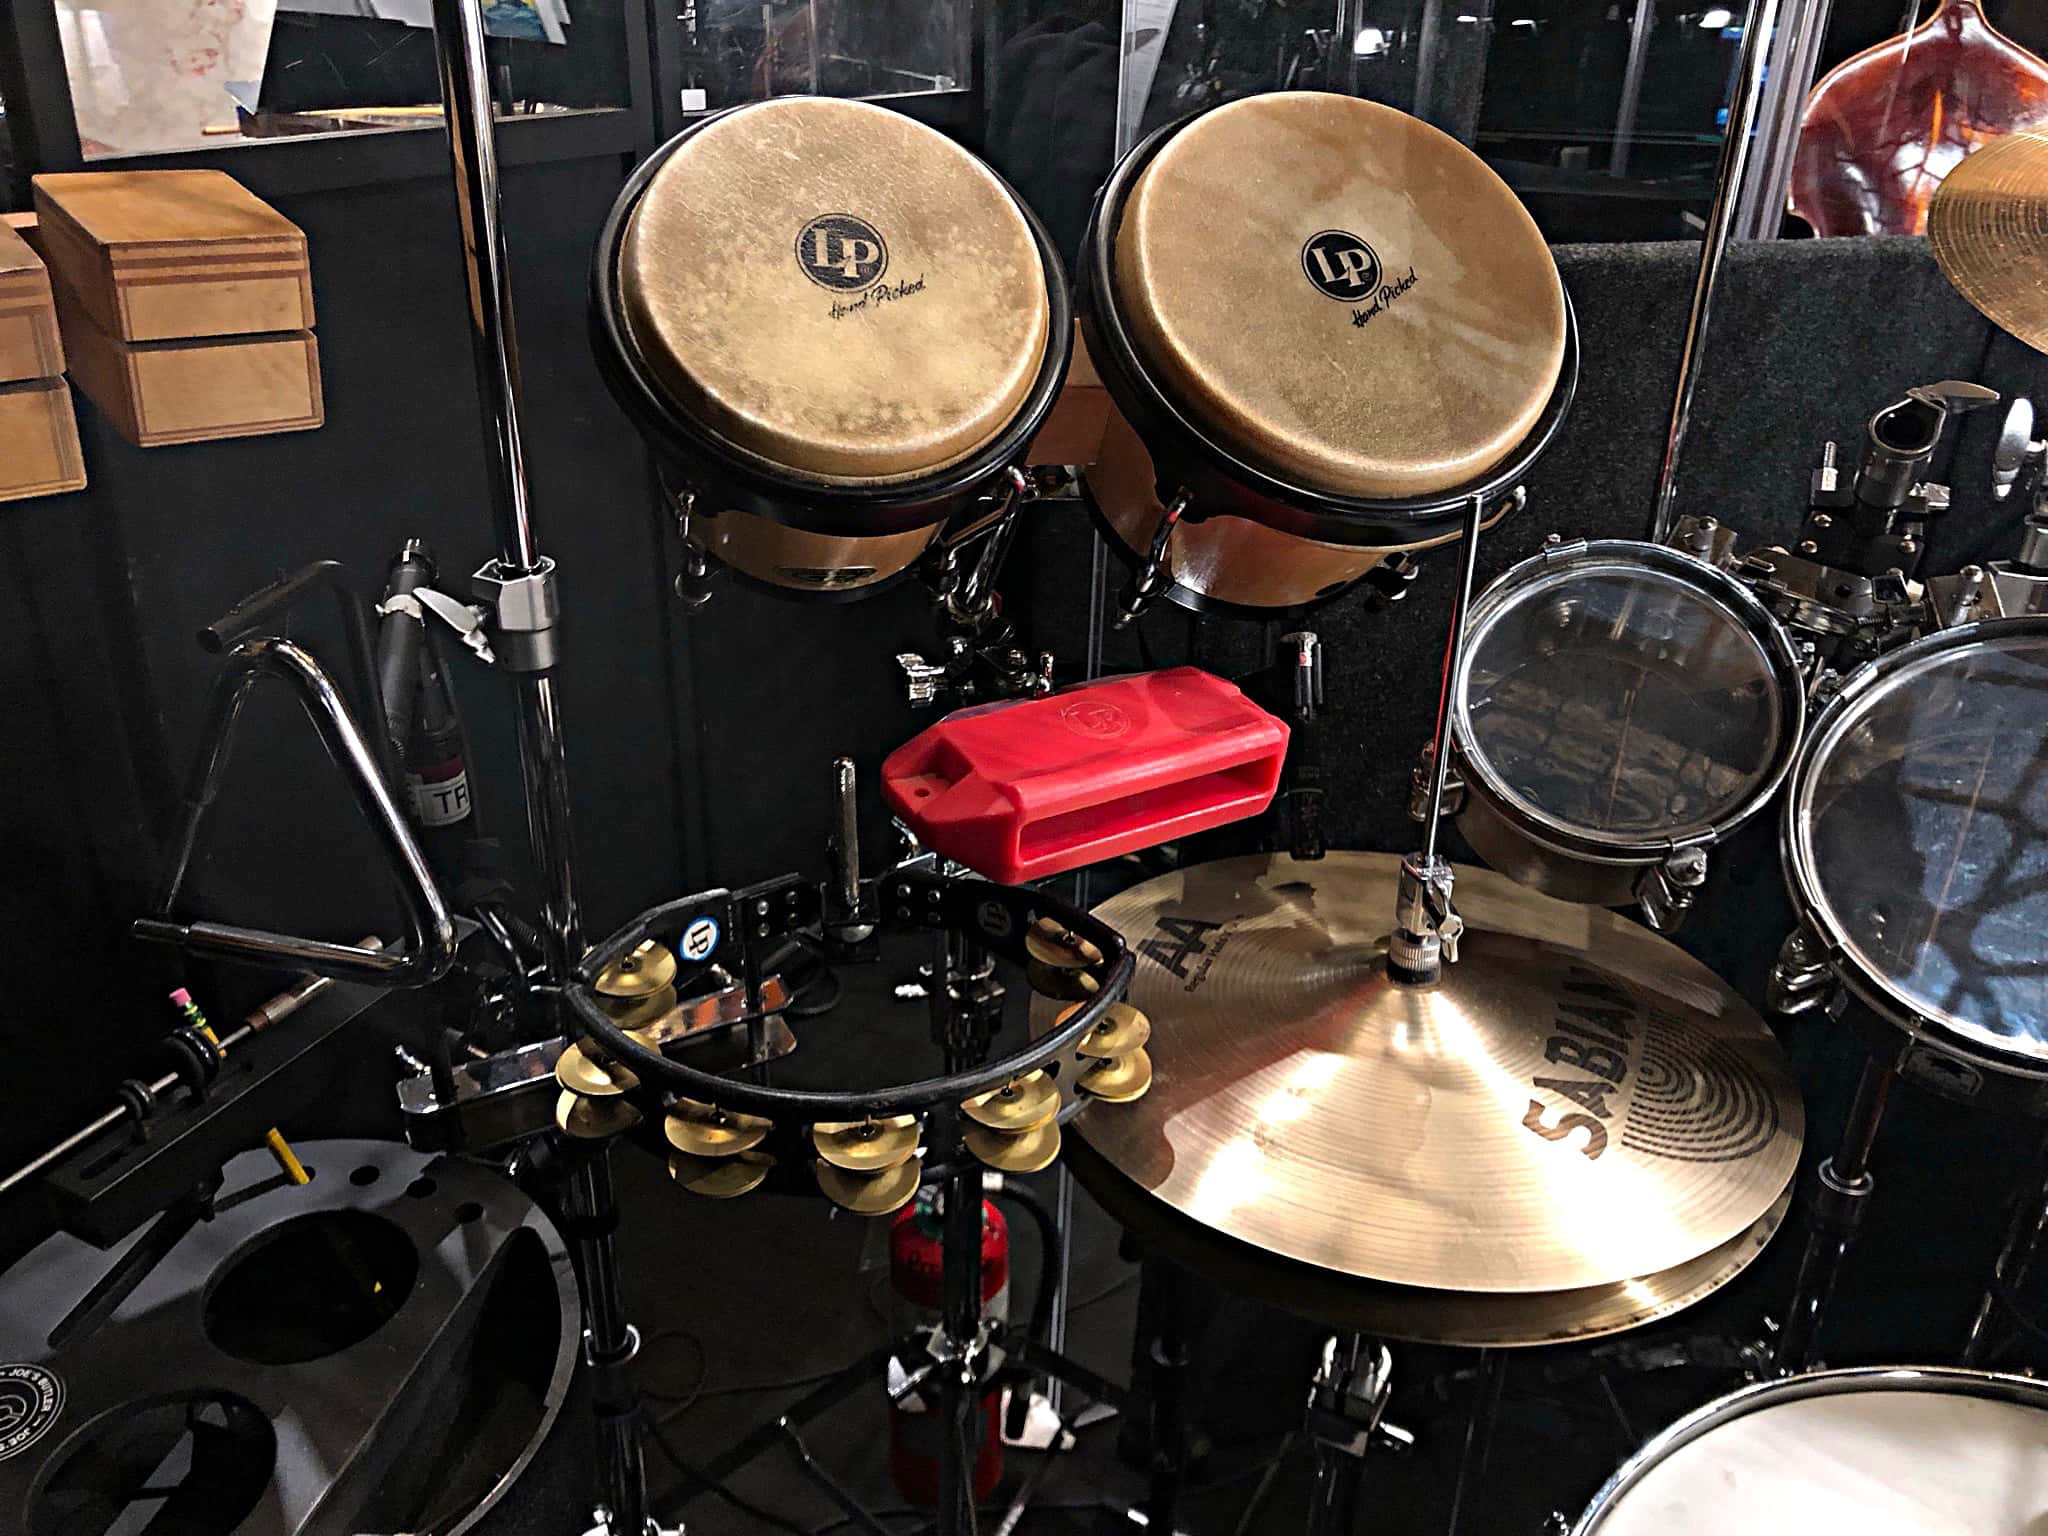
left=408, top=758, right=471, bottom=828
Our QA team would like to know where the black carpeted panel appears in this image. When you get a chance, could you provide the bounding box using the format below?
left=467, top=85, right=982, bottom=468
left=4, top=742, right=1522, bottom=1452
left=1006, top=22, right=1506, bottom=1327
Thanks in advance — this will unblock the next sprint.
left=1012, top=233, right=2048, bottom=997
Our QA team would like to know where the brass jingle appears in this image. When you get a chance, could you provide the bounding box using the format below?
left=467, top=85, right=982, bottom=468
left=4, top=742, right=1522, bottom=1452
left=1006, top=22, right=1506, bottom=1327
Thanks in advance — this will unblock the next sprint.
left=556, top=1089, right=642, bottom=1141
left=603, top=983, right=678, bottom=1030
left=669, top=1148, right=774, bottom=1199
left=964, top=1118, right=1062, bottom=1174
left=1028, top=957, right=1103, bottom=1002
left=812, top=1115, right=921, bottom=1172
left=1062, top=1001, right=1152, bottom=1059
left=595, top=938, right=678, bottom=999
left=815, top=1155, right=923, bottom=1215
left=962, top=1071, right=1060, bottom=1132
left=556, top=1039, right=639, bottom=1098
left=1080, top=1048, right=1154, bottom=1104
left=1024, top=919, right=1103, bottom=971
left=663, top=1097, right=773, bottom=1157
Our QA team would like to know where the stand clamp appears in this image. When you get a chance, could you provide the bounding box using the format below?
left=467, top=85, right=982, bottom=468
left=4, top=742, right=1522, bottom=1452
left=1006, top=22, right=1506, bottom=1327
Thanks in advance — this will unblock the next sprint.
left=473, top=556, right=561, bottom=673
left=1306, top=1337, right=1407, bottom=1461
left=1389, top=854, right=1462, bottom=984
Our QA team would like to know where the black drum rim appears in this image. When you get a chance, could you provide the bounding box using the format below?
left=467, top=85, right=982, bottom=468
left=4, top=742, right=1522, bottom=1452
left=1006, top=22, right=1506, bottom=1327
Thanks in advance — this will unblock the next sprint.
left=1449, top=539, right=1810, bottom=866
left=591, top=101, right=1074, bottom=541
left=1078, top=104, right=1580, bottom=550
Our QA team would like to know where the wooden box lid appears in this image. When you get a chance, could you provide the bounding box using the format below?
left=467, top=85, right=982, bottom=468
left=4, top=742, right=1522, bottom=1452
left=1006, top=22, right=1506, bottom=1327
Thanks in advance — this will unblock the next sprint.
left=32, top=170, right=313, bottom=343
left=0, top=222, right=63, bottom=384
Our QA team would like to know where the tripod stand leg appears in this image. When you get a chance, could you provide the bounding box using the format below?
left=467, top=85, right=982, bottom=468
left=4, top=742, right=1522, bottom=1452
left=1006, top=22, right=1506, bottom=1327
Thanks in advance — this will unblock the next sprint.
left=1962, top=1129, right=2048, bottom=1366
left=1773, top=1058, right=1892, bottom=1375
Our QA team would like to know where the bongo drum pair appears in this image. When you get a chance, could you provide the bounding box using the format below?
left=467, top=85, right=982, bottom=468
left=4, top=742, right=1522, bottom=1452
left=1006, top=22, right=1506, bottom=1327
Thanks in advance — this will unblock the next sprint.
left=593, top=91, right=1575, bottom=609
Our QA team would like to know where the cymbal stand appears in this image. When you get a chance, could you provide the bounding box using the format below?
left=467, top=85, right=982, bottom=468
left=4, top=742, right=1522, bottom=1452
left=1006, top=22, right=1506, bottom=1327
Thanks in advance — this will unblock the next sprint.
left=1770, top=1057, right=1894, bottom=1373
left=1304, top=1336, right=1404, bottom=1536
left=424, top=1, right=644, bottom=1531
left=1392, top=491, right=1485, bottom=985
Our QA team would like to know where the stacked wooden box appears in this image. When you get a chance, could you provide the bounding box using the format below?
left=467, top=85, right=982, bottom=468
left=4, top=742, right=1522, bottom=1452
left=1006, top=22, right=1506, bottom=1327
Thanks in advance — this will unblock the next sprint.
left=32, top=170, right=322, bottom=447
left=0, top=220, right=87, bottom=501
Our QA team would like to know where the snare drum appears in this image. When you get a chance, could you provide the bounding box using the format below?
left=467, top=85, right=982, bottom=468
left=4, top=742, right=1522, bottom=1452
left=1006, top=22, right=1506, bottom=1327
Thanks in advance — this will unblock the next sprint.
left=1079, top=91, right=1576, bottom=615
left=1574, top=1367, right=2048, bottom=1535
left=594, top=97, right=1070, bottom=596
left=1781, top=616, right=2048, bottom=1109
left=1445, top=540, right=1807, bottom=920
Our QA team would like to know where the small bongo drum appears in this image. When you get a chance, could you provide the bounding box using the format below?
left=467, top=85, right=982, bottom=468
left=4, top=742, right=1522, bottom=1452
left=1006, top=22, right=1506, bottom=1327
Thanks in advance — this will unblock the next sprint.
left=594, top=97, right=1070, bottom=596
left=1081, top=91, right=1576, bottom=615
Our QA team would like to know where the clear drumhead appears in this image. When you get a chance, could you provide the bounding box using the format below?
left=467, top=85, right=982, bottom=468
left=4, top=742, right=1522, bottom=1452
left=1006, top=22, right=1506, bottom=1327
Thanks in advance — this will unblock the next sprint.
left=1789, top=622, right=2048, bottom=1054
left=1455, top=548, right=1797, bottom=855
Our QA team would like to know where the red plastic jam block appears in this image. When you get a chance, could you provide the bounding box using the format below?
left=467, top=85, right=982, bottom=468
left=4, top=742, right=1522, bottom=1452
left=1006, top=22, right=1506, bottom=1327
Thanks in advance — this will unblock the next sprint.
left=882, top=668, right=1289, bottom=884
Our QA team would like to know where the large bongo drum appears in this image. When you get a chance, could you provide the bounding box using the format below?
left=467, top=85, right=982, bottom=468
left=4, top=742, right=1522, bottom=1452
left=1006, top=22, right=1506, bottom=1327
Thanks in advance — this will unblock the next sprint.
left=1080, top=91, right=1577, bottom=615
left=594, top=97, right=1070, bottom=596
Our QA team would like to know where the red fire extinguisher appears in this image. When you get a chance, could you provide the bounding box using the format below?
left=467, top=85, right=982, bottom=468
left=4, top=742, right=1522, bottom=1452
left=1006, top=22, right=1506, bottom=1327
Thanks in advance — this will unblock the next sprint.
left=888, top=1190, right=1009, bottom=1506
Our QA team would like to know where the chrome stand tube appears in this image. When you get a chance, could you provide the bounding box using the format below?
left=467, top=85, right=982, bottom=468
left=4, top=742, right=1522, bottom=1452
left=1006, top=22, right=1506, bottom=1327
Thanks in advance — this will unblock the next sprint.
left=1650, top=0, right=1786, bottom=543
left=430, top=0, right=583, bottom=977
left=427, top=3, right=631, bottom=1529
left=1391, top=493, right=1484, bottom=984
left=1962, top=1130, right=2048, bottom=1366
left=1772, top=1057, right=1892, bottom=1374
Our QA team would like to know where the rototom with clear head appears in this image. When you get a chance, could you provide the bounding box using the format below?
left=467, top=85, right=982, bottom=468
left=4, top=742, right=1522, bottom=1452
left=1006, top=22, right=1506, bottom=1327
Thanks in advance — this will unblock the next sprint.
left=1439, top=539, right=1808, bottom=926
left=1776, top=615, right=2048, bottom=1110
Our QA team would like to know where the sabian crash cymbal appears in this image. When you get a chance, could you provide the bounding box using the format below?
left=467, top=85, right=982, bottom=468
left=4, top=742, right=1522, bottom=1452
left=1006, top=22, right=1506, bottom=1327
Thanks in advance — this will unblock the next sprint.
left=964, top=1118, right=1062, bottom=1174
left=1033, top=853, right=1803, bottom=1295
left=1080, top=1048, right=1154, bottom=1103
left=812, top=1115, right=921, bottom=1171
left=595, top=938, right=679, bottom=1000
left=815, top=1155, right=922, bottom=1215
left=556, top=1089, right=642, bottom=1141
left=1026, top=918, right=1105, bottom=999
left=1067, top=1130, right=1792, bottom=1347
left=669, top=1148, right=774, bottom=1199
left=962, top=1071, right=1060, bottom=1133
left=555, top=1039, right=639, bottom=1097
left=604, top=984, right=678, bottom=1030
left=1930, top=129, right=2048, bottom=354
left=663, top=1097, right=772, bottom=1157
left=1062, top=1001, right=1153, bottom=1059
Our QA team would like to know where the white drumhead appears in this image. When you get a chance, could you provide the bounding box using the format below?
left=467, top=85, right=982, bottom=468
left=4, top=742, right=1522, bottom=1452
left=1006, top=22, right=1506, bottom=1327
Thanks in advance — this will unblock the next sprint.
left=1583, top=1374, right=2048, bottom=1535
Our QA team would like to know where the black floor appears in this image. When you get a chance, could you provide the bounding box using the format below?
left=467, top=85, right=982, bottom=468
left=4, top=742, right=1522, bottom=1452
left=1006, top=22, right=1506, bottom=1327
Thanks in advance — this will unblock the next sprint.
left=601, top=959, right=2048, bottom=1536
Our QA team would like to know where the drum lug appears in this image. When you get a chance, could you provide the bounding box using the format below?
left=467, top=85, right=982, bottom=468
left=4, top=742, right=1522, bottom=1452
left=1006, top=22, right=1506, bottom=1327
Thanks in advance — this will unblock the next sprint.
left=1634, top=847, right=1708, bottom=933
left=1766, top=926, right=1838, bottom=1015
left=1407, top=745, right=1463, bottom=822
left=1115, top=490, right=1191, bottom=629
left=1538, top=533, right=1589, bottom=562
left=1361, top=552, right=1421, bottom=609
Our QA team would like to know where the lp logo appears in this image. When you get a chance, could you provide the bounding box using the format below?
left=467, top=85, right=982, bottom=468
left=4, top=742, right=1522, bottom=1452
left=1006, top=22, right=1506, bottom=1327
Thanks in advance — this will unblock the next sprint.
left=1300, top=229, right=1382, bottom=301
left=796, top=214, right=889, bottom=291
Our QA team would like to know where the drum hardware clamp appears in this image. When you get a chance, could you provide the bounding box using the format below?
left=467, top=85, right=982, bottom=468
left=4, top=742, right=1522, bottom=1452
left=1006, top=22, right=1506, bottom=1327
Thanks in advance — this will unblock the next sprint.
left=1114, top=489, right=1191, bottom=629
